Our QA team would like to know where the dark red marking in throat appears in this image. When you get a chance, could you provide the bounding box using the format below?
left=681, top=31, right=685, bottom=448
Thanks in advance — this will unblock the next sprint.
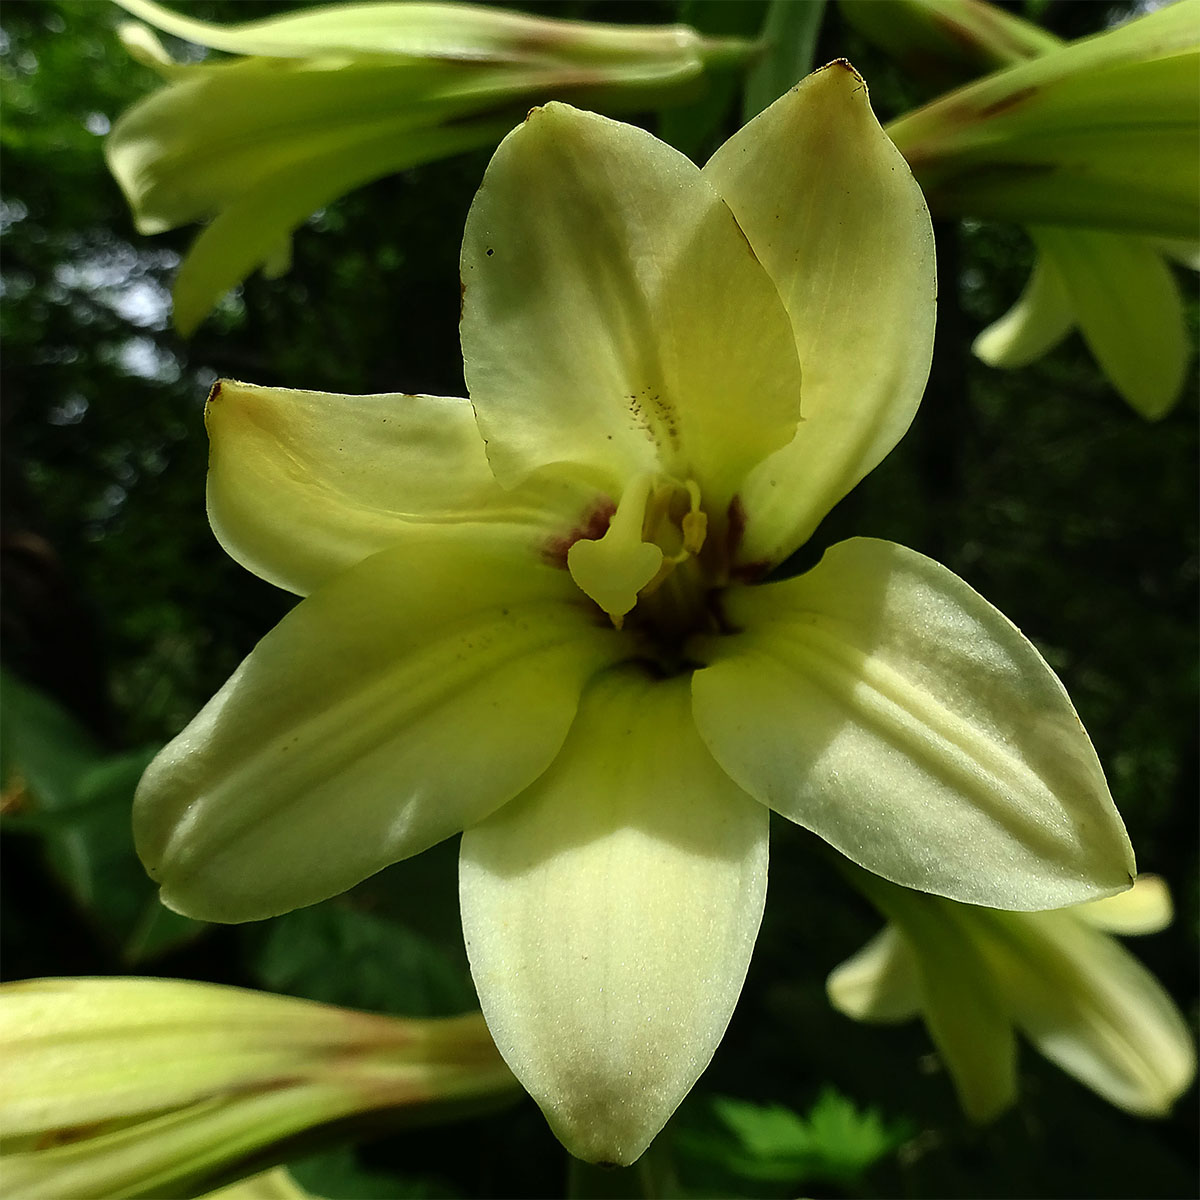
left=542, top=499, right=617, bottom=568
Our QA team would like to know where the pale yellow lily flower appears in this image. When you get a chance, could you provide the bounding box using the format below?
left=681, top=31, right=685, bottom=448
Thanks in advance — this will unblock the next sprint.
left=829, top=870, right=1195, bottom=1121
left=133, top=66, right=1135, bottom=1164
left=859, top=0, right=1199, bottom=418
left=0, top=977, right=515, bottom=1199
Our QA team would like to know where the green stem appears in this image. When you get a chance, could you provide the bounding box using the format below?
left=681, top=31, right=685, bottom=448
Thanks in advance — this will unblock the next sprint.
left=698, top=34, right=763, bottom=70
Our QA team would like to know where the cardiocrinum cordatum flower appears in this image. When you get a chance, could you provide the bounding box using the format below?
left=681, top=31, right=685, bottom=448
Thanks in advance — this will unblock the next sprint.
left=134, top=63, right=1136, bottom=1165
left=828, top=871, right=1195, bottom=1122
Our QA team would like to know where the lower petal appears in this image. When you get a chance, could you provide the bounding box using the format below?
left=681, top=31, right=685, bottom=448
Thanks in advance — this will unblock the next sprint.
left=986, top=908, right=1196, bottom=1115
left=972, top=248, right=1075, bottom=369
left=459, top=668, right=768, bottom=1166
left=135, top=534, right=619, bottom=922
left=692, top=537, right=1135, bottom=910
left=1074, top=874, right=1173, bottom=937
left=1035, top=227, right=1189, bottom=419
left=826, top=927, right=922, bottom=1025
left=845, top=868, right=1018, bottom=1122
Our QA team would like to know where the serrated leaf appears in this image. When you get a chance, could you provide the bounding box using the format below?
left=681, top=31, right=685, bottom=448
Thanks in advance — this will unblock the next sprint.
left=0, top=670, right=206, bottom=962
left=288, top=1148, right=460, bottom=1200
left=670, top=1088, right=910, bottom=1192
left=248, top=901, right=475, bottom=1018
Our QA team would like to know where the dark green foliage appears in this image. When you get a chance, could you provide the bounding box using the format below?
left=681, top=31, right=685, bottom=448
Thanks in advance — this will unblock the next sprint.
left=1, top=1, right=1194, bottom=1197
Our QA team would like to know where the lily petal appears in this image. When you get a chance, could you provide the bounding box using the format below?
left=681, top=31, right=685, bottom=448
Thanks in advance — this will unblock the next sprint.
left=691, top=537, right=1135, bottom=910
left=1074, top=874, right=1173, bottom=937
left=170, top=112, right=510, bottom=337
left=134, top=535, right=619, bottom=922
left=835, top=867, right=1019, bottom=1121
left=703, top=62, right=936, bottom=564
left=984, top=909, right=1196, bottom=1115
left=460, top=102, right=801, bottom=509
left=826, top=927, right=922, bottom=1024
left=459, top=669, right=768, bottom=1166
left=1154, top=237, right=1200, bottom=272
left=205, top=380, right=598, bottom=597
left=973, top=248, right=1074, bottom=369
left=1034, top=227, right=1189, bottom=420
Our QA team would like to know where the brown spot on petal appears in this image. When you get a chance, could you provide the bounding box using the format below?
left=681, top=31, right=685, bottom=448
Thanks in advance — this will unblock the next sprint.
left=730, top=560, right=771, bottom=584
left=542, top=498, right=616, bottom=567
left=820, top=57, right=865, bottom=86
left=34, top=1121, right=109, bottom=1151
left=725, top=496, right=747, bottom=560
left=978, top=85, right=1039, bottom=119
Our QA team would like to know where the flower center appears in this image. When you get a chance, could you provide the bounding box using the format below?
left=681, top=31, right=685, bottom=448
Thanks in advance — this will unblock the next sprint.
left=566, top=474, right=722, bottom=664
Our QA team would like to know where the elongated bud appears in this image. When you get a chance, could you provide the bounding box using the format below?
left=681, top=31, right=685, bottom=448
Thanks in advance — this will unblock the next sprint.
left=103, top=0, right=756, bottom=335
left=885, top=0, right=1200, bottom=239
left=0, top=977, right=518, bottom=1200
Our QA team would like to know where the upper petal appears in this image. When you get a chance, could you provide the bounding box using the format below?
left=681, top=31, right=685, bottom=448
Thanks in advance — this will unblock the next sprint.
left=704, top=62, right=936, bottom=564
left=205, top=380, right=599, bottom=596
left=460, top=102, right=801, bottom=510
left=691, top=537, right=1135, bottom=910
left=134, top=532, right=620, bottom=922
left=459, top=668, right=768, bottom=1165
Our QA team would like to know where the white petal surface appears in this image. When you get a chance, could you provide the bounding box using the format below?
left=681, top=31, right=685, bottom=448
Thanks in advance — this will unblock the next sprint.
left=986, top=910, right=1196, bottom=1115
left=973, top=249, right=1075, bottom=369
left=692, top=538, right=1134, bottom=910
left=135, top=535, right=619, bottom=922
left=460, top=669, right=768, bottom=1166
left=460, top=102, right=801, bottom=509
left=704, top=63, right=936, bottom=565
left=205, top=380, right=599, bottom=596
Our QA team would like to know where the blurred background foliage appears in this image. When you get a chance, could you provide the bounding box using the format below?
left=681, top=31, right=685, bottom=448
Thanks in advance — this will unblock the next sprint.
left=1, top=0, right=1195, bottom=1196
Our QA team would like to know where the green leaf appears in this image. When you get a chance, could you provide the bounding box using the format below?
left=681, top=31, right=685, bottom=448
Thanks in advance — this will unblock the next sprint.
left=670, top=1087, right=911, bottom=1192
left=248, top=901, right=476, bottom=1018
left=0, top=668, right=101, bottom=814
left=288, top=1148, right=459, bottom=1200
left=0, top=670, right=206, bottom=962
left=742, top=0, right=827, bottom=121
